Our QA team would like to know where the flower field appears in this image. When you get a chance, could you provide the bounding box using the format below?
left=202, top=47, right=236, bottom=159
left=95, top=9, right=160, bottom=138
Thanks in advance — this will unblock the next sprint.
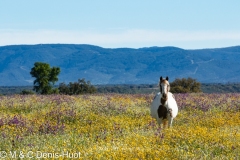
left=0, top=93, right=239, bottom=159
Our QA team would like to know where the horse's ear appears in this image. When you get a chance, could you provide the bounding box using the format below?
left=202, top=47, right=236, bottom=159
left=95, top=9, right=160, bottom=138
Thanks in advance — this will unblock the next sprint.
left=166, top=76, right=169, bottom=81
left=160, top=76, right=163, bottom=81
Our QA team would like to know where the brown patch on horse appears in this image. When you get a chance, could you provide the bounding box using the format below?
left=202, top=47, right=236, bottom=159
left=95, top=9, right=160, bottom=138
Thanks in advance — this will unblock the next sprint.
left=161, top=79, right=169, bottom=85
left=161, top=96, right=167, bottom=105
left=157, top=105, right=168, bottom=119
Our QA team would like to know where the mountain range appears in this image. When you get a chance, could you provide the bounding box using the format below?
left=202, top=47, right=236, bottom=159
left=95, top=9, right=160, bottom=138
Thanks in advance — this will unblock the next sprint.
left=0, top=44, right=240, bottom=86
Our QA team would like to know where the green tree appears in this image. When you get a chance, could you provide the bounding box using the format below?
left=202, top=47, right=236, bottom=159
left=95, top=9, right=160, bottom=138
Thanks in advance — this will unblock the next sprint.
left=170, top=77, right=201, bottom=93
left=30, top=62, right=60, bottom=94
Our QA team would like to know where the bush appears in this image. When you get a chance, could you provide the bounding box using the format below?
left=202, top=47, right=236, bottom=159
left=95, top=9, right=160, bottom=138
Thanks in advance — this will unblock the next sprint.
left=21, top=90, right=35, bottom=95
left=59, top=78, right=96, bottom=95
left=171, top=77, right=201, bottom=93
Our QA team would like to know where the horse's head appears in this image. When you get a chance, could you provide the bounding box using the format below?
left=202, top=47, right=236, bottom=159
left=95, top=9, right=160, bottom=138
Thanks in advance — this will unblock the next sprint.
left=159, top=76, right=170, bottom=98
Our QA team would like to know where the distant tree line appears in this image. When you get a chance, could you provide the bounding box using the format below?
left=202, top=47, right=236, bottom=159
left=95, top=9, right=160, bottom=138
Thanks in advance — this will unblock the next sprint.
left=97, top=84, right=156, bottom=94
left=0, top=86, right=34, bottom=95
left=201, top=83, right=240, bottom=93
left=1, top=83, right=240, bottom=95
left=29, top=62, right=202, bottom=95
left=1, top=62, right=240, bottom=95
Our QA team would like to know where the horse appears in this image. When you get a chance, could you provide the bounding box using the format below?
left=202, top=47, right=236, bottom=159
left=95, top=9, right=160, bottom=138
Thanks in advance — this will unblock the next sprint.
left=150, top=76, right=178, bottom=128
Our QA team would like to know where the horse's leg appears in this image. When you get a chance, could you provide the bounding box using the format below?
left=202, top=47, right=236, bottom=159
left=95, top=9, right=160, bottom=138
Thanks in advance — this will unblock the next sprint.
left=168, top=117, right=173, bottom=128
left=163, top=119, right=168, bottom=128
left=157, top=117, right=163, bottom=127
left=168, top=108, right=173, bottom=117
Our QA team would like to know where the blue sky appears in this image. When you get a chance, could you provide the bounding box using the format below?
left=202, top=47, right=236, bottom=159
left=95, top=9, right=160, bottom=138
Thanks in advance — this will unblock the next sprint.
left=1, top=0, right=240, bottom=49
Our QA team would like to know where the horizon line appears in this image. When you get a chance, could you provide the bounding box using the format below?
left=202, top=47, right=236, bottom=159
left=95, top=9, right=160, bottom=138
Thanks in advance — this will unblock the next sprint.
left=1, top=43, right=240, bottom=50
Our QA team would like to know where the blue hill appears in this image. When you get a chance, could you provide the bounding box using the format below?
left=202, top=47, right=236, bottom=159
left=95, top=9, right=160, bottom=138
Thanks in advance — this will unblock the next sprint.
left=0, top=44, right=240, bottom=86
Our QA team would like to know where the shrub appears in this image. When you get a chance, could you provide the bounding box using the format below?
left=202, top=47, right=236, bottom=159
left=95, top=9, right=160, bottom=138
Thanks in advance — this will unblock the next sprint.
left=20, top=89, right=35, bottom=95
left=171, top=77, right=201, bottom=93
left=59, top=78, right=96, bottom=95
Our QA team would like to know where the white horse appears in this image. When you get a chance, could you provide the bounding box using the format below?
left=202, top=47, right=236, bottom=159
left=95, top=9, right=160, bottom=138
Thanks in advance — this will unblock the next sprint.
left=150, top=76, right=178, bottom=128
